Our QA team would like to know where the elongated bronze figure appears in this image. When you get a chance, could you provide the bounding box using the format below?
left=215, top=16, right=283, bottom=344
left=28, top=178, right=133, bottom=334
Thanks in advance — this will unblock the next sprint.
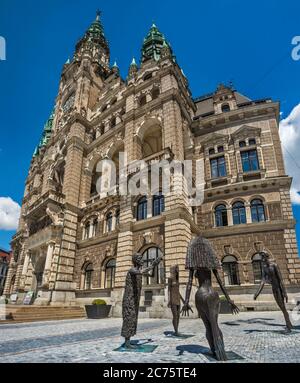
left=182, top=236, right=239, bottom=361
left=168, top=265, right=185, bottom=336
left=121, top=252, right=162, bottom=349
left=254, top=251, right=293, bottom=332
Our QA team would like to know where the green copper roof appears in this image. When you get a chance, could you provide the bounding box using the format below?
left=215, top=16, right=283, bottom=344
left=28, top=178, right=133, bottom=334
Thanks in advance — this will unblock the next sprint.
left=33, top=110, right=54, bottom=157
left=141, top=23, right=172, bottom=62
left=86, top=10, right=105, bottom=40
left=75, top=10, right=109, bottom=61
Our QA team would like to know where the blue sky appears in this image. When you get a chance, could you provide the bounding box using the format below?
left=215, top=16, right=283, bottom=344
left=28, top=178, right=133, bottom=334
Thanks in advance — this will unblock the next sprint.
left=0, top=0, right=300, bottom=252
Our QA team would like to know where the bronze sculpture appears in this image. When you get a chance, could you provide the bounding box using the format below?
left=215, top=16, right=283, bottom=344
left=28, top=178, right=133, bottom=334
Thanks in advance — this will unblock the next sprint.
left=121, top=252, right=162, bottom=349
left=181, top=236, right=239, bottom=361
left=167, top=265, right=186, bottom=336
left=254, top=251, right=293, bottom=332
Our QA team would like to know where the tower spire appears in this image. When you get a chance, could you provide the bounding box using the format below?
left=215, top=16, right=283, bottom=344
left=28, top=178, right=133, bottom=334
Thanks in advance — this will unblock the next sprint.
left=74, top=11, right=110, bottom=76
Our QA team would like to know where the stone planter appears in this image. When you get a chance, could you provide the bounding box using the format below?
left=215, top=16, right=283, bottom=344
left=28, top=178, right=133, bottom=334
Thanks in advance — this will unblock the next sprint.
left=85, top=304, right=112, bottom=319
left=219, top=300, right=232, bottom=314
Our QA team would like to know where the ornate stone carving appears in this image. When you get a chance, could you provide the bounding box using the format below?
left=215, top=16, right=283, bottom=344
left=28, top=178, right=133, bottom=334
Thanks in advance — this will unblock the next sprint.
left=46, top=206, right=64, bottom=226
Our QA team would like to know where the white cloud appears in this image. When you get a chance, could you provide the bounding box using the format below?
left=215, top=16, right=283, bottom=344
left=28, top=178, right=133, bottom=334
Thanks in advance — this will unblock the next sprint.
left=0, top=197, right=21, bottom=231
left=279, top=103, right=300, bottom=204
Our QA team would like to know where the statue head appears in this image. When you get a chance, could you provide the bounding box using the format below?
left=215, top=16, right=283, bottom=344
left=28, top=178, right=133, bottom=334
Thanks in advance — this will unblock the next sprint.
left=260, top=251, right=270, bottom=262
left=186, top=235, right=220, bottom=270
left=132, top=252, right=143, bottom=267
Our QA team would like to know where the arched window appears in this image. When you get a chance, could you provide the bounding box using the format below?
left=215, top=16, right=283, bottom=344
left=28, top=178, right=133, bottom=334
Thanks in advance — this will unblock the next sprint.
left=142, top=247, right=164, bottom=285
left=209, top=148, right=215, bottom=155
left=106, top=212, right=113, bottom=232
left=252, top=253, right=263, bottom=284
left=84, top=263, right=93, bottom=290
left=221, top=103, right=230, bottom=113
left=105, top=259, right=116, bottom=289
left=139, top=95, right=147, bottom=106
left=251, top=199, right=266, bottom=222
left=239, top=140, right=246, bottom=148
left=215, top=204, right=228, bottom=227
left=232, top=201, right=247, bottom=225
left=152, top=193, right=164, bottom=217
left=137, top=196, right=147, bottom=221
left=222, top=255, right=240, bottom=286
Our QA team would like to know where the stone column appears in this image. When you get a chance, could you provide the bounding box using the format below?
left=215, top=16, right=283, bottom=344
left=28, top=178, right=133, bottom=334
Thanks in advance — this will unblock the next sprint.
left=147, top=196, right=153, bottom=218
left=88, top=220, right=94, bottom=238
left=245, top=203, right=252, bottom=223
left=42, top=242, right=55, bottom=286
left=19, top=251, right=30, bottom=290
left=112, top=209, right=117, bottom=231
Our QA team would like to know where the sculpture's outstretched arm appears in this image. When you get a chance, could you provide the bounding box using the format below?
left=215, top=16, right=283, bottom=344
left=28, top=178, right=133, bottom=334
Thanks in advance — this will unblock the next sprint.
left=274, top=264, right=288, bottom=302
left=254, top=279, right=265, bottom=300
left=132, top=256, right=163, bottom=277
left=181, top=269, right=194, bottom=316
left=213, top=269, right=239, bottom=314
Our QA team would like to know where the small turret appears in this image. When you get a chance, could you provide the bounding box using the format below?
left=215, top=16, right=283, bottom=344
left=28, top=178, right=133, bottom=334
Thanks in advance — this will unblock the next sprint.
left=141, top=23, right=173, bottom=62
left=128, top=57, right=138, bottom=79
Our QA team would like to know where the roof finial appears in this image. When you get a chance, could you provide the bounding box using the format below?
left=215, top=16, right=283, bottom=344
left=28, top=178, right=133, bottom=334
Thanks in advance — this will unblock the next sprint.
left=96, top=9, right=101, bottom=22
left=131, top=57, right=137, bottom=66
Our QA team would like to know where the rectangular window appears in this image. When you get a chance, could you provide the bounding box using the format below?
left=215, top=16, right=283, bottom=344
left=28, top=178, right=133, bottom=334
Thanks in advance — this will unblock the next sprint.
left=241, top=150, right=259, bottom=172
left=210, top=156, right=227, bottom=178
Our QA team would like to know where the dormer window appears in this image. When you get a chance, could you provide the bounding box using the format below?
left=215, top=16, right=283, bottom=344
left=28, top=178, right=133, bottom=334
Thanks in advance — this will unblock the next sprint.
left=143, top=73, right=152, bottom=81
left=221, top=103, right=230, bottom=113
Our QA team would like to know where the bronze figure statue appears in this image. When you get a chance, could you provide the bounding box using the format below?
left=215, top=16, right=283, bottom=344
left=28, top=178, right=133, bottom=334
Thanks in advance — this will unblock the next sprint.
left=167, top=265, right=186, bottom=336
left=254, top=251, right=293, bottom=332
left=181, top=236, right=239, bottom=361
left=121, top=252, right=162, bottom=349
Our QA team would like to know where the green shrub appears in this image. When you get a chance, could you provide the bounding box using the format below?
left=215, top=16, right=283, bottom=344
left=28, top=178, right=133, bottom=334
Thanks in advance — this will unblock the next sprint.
left=92, top=299, right=107, bottom=305
left=219, top=295, right=227, bottom=301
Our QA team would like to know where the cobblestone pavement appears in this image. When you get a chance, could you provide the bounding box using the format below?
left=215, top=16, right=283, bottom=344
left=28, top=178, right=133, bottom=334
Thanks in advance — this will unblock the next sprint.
left=0, top=311, right=300, bottom=363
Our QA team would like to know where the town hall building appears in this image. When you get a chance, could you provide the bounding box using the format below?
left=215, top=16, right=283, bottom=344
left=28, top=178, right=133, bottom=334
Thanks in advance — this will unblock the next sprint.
left=3, top=12, right=300, bottom=316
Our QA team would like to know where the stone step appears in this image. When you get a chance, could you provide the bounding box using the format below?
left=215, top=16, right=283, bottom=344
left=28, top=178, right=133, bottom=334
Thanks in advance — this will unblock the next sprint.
left=237, top=301, right=296, bottom=312
left=1, top=305, right=86, bottom=323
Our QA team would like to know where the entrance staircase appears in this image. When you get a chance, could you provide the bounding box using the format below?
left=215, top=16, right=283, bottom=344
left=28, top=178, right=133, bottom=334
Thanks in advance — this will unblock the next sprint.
left=1, top=305, right=86, bottom=324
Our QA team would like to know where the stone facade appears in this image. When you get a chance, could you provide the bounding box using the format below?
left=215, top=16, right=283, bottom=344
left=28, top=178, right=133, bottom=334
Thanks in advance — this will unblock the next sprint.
left=3, top=14, right=300, bottom=315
